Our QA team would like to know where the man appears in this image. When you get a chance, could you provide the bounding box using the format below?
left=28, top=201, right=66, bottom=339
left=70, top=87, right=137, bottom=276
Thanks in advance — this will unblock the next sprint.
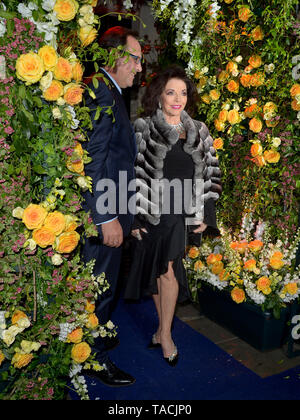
left=81, top=26, right=142, bottom=386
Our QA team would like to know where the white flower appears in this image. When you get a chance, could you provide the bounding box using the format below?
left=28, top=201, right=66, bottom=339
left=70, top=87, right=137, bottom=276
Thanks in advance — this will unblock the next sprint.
left=40, top=71, right=53, bottom=91
left=272, top=137, right=281, bottom=148
left=0, top=20, right=6, bottom=37
left=17, top=3, right=33, bottom=18
left=79, top=5, right=93, bottom=15
left=235, top=55, right=243, bottom=63
left=12, top=207, right=24, bottom=219
left=52, top=107, right=62, bottom=119
left=42, top=0, right=56, bottom=12
left=51, top=253, right=63, bottom=266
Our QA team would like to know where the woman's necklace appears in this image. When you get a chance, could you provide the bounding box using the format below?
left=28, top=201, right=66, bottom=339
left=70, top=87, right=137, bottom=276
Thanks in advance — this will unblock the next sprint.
left=169, top=121, right=185, bottom=137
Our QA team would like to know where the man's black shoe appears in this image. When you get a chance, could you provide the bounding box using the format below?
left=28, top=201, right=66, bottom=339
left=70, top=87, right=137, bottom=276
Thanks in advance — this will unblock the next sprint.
left=103, top=335, right=120, bottom=351
left=84, top=359, right=135, bottom=387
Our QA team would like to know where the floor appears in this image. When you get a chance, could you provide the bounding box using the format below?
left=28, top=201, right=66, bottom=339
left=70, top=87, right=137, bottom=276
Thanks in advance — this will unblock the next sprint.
left=175, top=301, right=300, bottom=378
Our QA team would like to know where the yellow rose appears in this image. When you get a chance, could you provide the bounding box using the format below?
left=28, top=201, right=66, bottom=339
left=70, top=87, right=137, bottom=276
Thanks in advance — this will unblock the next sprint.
left=238, top=6, right=252, bottom=22
left=64, top=215, right=78, bottom=232
left=22, top=204, right=48, bottom=230
left=291, top=99, right=300, bottom=111
left=206, top=253, right=222, bottom=265
left=44, top=211, right=66, bottom=235
left=85, top=313, right=99, bottom=329
left=38, top=45, right=58, bottom=71
left=231, top=287, right=245, bottom=304
left=194, top=260, right=204, bottom=271
left=251, top=155, right=266, bottom=167
left=16, top=52, right=45, bottom=85
left=249, top=118, right=263, bottom=133
left=227, top=109, right=240, bottom=125
left=218, top=109, right=228, bottom=122
left=285, top=283, right=298, bottom=295
left=270, top=252, right=285, bottom=269
left=78, top=25, right=98, bottom=47
left=226, top=61, right=238, bottom=74
left=0, top=350, right=5, bottom=367
left=11, top=310, right=28, bottom=325
left=248, top=240, right=263, bottom=252
left=250, top=142, right=263, bottom=157
left=218, top=70, right=230, bottom=83
left=214, top=119, right=225, bottom=132
left=64, top=83, right=84, bottom=106
left=243, top=259, right=257, bottom=271
left=12, top=353, right=34, bottom=369
left=251, top=25, right=264, bottom=41
left=244, top=103, right=260, bottom=118
left=54, top=57, right=73, bottom=83
left=71, top=342, right=91, bottom=364
left=32, top=226, right=56, bottom=248
left=201, top=93, right=211, bottom=104
left=250, top=72, right=264, bottom=87
left=240, top=73, right=252, bottom=87
left=211, top=261, right=224, bottom=275
left=290, top=84, right=300, bottom=97
left=213, top=137, right=224, bottom=150
left=256, top=276, right=271, bottom=293
left=209, top=89, right=221, bottom=101
left=43, top=80, right=64, bottom=101
left=263, top=150, right=280, bottom=164
left=67, top=327, right=83, bottom=344
left=248, top=55, right=262, bottom=68
left=55, top=231, right=80, bottom=254
left=66, top=155, right=84, bottom=174
left=54, top=0, right=79, bottom=21
left=263, top=102, right=277, bottom=116
left=85, top=301, right=95, bottom=313
left=188, top=247, right=200, bottom=259
left=72, top=61, right=84, bottom=82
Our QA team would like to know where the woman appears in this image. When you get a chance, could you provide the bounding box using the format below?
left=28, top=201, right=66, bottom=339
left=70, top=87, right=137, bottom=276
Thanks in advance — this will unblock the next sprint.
left=125, top=66, right=222, bottom=366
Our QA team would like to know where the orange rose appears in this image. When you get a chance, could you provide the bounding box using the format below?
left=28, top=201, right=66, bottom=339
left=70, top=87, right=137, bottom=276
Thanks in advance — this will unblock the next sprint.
left=197, top=76, right=207, bottom=88
left=250, top=143, right=263, bottom=157
left=78, top=25, right=98, bottom=47
left=285, top=283, right=298, bottom=295
left=43, top=80, right=64, bottom=101
left=251, top=155, right=266, bottom=167
left=85, top=301, right=96, bottom=313
left=64, top=83, right=84, bottom=106
left=256, top=276, right=271, bottom=294
left=38, top=45, right=58, bottom=71
left=85, top=313, right=99, bottom=329
left=238, top=6, right=252, bottom=22
left=230, top=241, right=248, bottom=253
left=201, top=94, right=211, bottom=104
left=251, top=26, right=264, bottom=41
left=194, top=70, right=201, bottom=79
left=248, top=55, right=262, bottom=68
left=54, top=0, right=79, bottom=21
left=231, top=287, right=245, bottom=304
left=71, top=342, right=91, bottom=364
left=263, top=150, right=280, bottom=164
left=291, top=99, right=300, bottom=111
left=250, top=72, right=264, bottom=87
left=209, top=89, right=221, bottom=101
left=12, top=353, right=34, bottom=369
left=214, top=119, right=225, bottom=132
left=270, top=252, right=285, bottom=269
left=248, top=240, right=263, bottom=252
left=12, top=310, right=28, bottom=325
left=22, top=204, right=48, bottom=230
left=33, top=226, right=56, bottom=248
left=72, top=61, right=84, bottom=83
left=218, top=70, right=230, bottom=83
left=227, top=79, right=239, bottom=93
left=249, top=118, right=263, bottom=133
left=219, top=269, right=230, bottom=282
left=290, top=83, right=300, bottom=97
left=54, top=57, right=73, bottom=83
left=64, top=215, right=78, bottom=232
left=67, top=327, right=83, bottom=344
left=213, top=137, right=224, bottom=150
left=244, top=103, right=260, bottom=118
left=206, top=253, right=222, bottom=265
left=44, top=211, right=66, bottom=235
left=55, top=231, right=80, bottom=254
left=218, top=109, right=228, bottom=122
left=227, top=109, right=240, bottom=125
left=211, top=261, right=224, bottom=275
left=16, top=52, right=45, bottom=85
left=226, top=61, right=238, bottom=74
left=243, top=259, right=257, bottom=271
left=194, top=260, right=204, bottom=271
left=240, top=73, right=252, bottom=88
left=188, top=247, right=200, bottom=259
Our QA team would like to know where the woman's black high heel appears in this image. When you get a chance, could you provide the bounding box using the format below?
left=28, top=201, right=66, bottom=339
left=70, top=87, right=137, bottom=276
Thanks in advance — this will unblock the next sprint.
left=164, top=346, right=178, bottom=367
left=148, top=334, right=161, bottom=349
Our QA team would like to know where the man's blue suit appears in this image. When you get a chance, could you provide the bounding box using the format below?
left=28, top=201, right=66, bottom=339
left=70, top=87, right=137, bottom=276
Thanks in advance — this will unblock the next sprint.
left=81, top=71, right=137, bottom=362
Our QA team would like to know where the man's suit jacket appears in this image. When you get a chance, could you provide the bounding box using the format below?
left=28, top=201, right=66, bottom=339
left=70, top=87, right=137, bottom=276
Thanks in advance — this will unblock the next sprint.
left=82, top=72, right=137, bottom=237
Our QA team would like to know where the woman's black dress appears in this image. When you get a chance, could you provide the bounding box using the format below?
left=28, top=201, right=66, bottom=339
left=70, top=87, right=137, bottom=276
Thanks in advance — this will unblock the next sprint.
left=124, top=138, right=194, bottom=302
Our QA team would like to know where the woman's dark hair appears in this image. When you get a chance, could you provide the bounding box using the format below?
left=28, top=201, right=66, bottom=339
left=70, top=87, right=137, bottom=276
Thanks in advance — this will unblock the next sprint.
left=141, top=66, right=199, bottom=117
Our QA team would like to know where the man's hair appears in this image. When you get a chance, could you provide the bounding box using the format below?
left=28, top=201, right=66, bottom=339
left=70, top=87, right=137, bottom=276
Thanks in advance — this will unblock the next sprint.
left=98, top=26, right=139, bottom=50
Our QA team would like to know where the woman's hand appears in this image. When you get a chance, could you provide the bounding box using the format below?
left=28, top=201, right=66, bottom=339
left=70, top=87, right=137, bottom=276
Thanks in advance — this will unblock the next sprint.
left=131, top=228, right=148, bottom=240
left=192, top=223, right=207, bottom=233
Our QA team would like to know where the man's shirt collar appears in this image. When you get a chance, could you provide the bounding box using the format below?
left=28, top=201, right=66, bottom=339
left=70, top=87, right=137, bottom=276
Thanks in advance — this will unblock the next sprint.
left=100, top=67, right=122, bottom=95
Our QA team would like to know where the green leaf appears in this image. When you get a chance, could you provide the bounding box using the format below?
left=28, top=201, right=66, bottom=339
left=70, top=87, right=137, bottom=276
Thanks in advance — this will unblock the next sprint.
left=92, top=76, right=99, bottom=90
left=32, top=164, right=47, bottom=175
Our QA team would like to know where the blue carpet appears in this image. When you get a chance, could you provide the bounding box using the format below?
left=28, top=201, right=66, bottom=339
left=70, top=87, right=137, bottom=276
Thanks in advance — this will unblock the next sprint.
left=70, top=297, right=300, bottom=400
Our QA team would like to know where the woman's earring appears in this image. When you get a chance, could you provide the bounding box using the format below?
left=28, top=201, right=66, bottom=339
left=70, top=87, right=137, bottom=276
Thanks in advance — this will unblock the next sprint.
left=158, top=101, right=162, bottom=109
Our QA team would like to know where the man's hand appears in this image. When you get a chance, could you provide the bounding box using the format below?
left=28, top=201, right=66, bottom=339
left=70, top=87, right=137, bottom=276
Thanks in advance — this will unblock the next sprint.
left=101, top=219, right=123, bottom=247
left=131, top=228, right=148, bottom=240
left=192, top=222, right=207, bottom=233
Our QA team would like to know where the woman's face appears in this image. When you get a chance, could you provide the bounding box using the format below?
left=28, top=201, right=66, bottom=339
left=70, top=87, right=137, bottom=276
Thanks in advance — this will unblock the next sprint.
left=160, top=78, right=188, bottom=121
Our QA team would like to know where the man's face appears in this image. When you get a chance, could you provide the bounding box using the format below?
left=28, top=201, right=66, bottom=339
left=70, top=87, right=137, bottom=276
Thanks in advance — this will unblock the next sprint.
left=111, top=35, right=142, bottom=88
